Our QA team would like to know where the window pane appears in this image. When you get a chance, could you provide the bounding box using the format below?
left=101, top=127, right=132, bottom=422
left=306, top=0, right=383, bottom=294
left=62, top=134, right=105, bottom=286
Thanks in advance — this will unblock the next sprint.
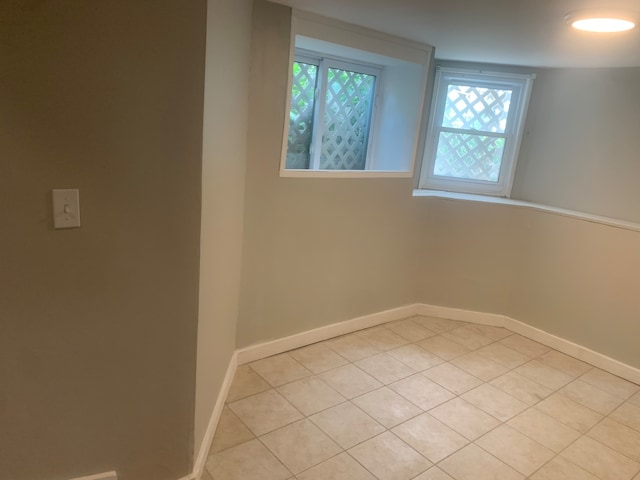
left=442, top=84, right=512, bottom=133
left=433, top=132, right=505, bottom=182
left=320, top=68, right=375, bottom=170
left=286, top=61, right=318, bottom=169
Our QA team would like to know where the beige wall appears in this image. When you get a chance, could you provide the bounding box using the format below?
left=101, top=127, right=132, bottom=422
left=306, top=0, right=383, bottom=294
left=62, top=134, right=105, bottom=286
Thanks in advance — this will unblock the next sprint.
left=195, top=0, right=253, bottom=459
left=419, top=199, right=640, bottom=370
left=510, top=210, right=640, bottom=369
left=237, top=0, right=426, bottom=347
left=1, top=2, right=206, bottom=479
left=419, top=199, right=522, bottom=314
left=417, top=64, right=640, bottom=368
left=238, top=1, right=640, bottom=374
left=513, top=67, right=640, bottom=223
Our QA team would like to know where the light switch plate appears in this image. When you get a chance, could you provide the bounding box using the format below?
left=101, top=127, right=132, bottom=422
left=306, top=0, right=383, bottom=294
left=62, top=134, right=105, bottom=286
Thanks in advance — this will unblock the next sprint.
left=52, top=189, right=81, bottom=229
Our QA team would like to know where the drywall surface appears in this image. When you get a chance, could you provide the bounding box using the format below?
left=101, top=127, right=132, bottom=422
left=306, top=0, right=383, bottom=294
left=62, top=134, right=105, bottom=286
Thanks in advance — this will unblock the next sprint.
left=509, top=209, right=640, bottom=369
left=237, top=1, right=640, bottom=381
left=417, top=196, right=640, bottom=370
left=372, top=62, right=426, bottom=171
left=237, top=0, right=426, bottom=348
left=0, top=2, right=205, bottom=479
left=419, top=199, right=521, bottom=314
left=195, top=0, right=253, bottom=459
left=512, top=67, right=640, bottom=223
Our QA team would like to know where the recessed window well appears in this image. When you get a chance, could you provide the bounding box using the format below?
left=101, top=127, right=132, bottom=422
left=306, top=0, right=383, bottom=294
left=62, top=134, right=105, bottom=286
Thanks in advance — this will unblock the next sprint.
left=280, top=10, right=432, bottom=178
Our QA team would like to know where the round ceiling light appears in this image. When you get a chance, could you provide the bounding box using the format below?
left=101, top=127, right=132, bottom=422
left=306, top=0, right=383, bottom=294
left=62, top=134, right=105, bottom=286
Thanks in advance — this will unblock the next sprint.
left=567, top=11, right=636, bottom=32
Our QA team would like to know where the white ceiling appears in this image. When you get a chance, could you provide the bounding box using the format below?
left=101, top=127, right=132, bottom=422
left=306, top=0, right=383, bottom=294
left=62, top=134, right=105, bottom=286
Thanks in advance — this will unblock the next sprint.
left=270, top=0, right=640, bottom=68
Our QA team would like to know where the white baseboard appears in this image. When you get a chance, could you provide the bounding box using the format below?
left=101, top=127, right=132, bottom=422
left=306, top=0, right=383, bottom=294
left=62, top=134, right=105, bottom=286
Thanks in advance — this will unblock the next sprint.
left=415, top=303, right=507, bottom=327
left=191, top=302, right=639, bottom=480
left=66, top=304, right=640, bottom=480
left=504, top=316, right=640, bottom=385
left=236, top=304, right=420, bottom=365
left=234, top=302, right=640, bottom=386
left=68, top=473, right=117, bottom=480
left=416, top=303, right=640, bottom=385
left=192, top=352, right=238, bottom=480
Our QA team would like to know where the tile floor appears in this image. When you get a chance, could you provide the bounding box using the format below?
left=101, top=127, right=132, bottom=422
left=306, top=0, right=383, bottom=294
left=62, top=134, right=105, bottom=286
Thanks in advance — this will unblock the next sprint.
left=204, top=315, right=640, bottom=480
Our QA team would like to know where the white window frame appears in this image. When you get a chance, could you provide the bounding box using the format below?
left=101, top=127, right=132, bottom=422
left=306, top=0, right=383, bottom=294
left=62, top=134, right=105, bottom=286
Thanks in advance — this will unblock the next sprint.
left=419, top=67, right=534, bottom=197
left=288, top=50, right=383, bottom=172
left=280, top=10, right=433, bottom=178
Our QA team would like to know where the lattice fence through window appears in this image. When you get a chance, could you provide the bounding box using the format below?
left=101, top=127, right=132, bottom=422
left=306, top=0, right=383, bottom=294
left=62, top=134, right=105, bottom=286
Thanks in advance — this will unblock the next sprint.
left=286, top=61, right=318, bottom=169
left=320, top=68, right=375, bottom=170
left=434, top=132, right=506, bottom=181
left=443, top=84, right=512, bottom=133
left=434, top=84, right=512, bottom=182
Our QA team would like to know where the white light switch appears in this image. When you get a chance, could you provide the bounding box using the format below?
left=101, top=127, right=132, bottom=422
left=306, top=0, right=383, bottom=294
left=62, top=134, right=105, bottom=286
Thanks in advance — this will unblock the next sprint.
left=52, top=189, right=81, bottom=229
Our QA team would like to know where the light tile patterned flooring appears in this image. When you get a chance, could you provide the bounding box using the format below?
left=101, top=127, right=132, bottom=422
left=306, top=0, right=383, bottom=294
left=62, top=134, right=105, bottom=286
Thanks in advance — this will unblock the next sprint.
left=204, top=316, right=640, bottom=480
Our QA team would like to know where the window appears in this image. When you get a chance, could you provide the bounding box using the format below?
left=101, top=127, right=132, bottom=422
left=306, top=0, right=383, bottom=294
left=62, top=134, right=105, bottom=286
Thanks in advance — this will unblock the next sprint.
left=419, top=67, right=534, bottom=196
left=286, top=53, right=381, bottom=171
left=280, top=11, right=433, bottom=177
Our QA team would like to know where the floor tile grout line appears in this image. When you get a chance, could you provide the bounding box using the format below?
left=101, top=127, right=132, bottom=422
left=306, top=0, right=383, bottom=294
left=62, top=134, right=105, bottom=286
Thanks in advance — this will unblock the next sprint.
left=248, top=353, right=314, bottom=388
left=453, top=370, right=639, bottom=479
left=289, top=342, right=358, bottom=377
left=354, top=320, right=604, bottom=477
left=254, top=434, right=297, bottom=478
left=464, top=441, right=535, bottom=478
left=608, top=402, right=640, bottom=436
left=227, top=388, right=307, bottom=435
left=540, top=426, right=622, bottom=480
left=523, top=451, right=575, bottom=480
left=422, top=323, right=639, bottom=480
left=275, top=374, right=349, bottom=416
left=245, top=319, right=459, bottom=478
left=251, top=318, right=546, bottom=463
left=581, top=416, right=640, bottom=466
left=209, top=315, right=640, bottom=480
left=231, top=321, right=553, bottom=449
left=220, top=365, right=428, bottom=474
left=433, top=351, right=560, bottom=477
left=578, top=368, right=640, bottom=400
left=419, top=326, right=613, bottom=423
left=347, top=430, right=433, bottom=480
left=335, top=322, right=545, bottom=477
left=307, top=401, right=386, bottom=451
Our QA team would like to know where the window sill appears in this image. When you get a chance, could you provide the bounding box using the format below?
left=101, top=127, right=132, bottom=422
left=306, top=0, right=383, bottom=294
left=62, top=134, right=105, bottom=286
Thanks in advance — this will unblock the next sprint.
left=281, top=170, right=413, bottom=179
left=412, top=189, right=640, bottom=233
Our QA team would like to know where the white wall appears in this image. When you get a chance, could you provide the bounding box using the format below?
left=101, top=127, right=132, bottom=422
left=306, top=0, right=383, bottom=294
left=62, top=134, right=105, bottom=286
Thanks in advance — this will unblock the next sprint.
left=195, top=0, right=253, bottom=459
left=372, top=62, right=425, bottom=171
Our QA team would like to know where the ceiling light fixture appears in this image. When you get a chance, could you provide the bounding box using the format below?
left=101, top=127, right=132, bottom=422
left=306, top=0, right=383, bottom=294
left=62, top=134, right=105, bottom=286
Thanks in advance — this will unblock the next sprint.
left=566, top=10, right=636, bottom=32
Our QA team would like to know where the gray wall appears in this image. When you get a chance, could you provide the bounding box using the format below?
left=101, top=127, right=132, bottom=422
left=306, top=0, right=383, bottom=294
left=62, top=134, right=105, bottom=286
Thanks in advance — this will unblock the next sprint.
left=0, top=2, right=206, bottom=479
left=419, top=199, right=522, bottom=314
left=419, top=199, right=640, bottom=370
left=513, top=67, right=640, bottom=223
left=5, top=3, right=636, bottom=479
left=510, top=210, right=640, bottom=369
left=238, top=1, right=640, bottom=373
left=195, top=0, right=253, bottom=459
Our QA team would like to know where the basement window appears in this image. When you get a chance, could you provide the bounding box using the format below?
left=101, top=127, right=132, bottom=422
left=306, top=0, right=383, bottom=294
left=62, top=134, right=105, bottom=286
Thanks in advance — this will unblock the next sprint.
left=280, top=10, right=432, bottom=178
left=419, top=67, right=534, bottom=196
left=287, top=53, right=380, bottom=171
